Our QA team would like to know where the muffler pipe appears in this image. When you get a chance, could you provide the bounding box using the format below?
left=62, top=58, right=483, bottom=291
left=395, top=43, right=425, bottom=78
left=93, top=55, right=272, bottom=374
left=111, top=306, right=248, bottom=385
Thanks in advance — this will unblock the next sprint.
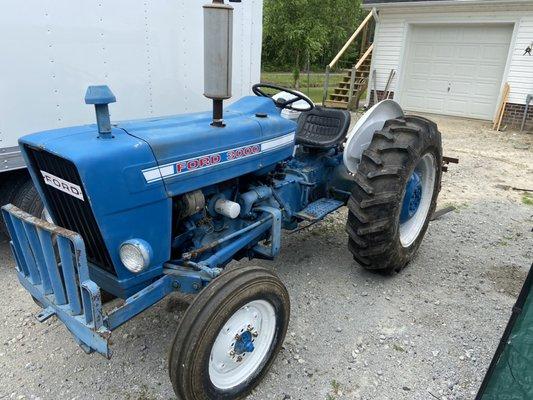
left=203, top=0, right=234, bottom=127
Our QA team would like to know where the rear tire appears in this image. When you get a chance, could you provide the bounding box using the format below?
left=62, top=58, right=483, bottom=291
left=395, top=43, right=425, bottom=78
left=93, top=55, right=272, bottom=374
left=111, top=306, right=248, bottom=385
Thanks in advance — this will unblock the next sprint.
left=169, top=266, right=290, bottom=400
left=346, top=115, right=442, bottom=273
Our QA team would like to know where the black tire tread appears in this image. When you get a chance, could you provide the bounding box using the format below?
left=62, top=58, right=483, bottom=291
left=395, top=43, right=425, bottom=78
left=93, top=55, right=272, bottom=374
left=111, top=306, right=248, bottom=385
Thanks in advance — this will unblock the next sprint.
left=361, top=149, right=383, bottom=166
left=346, top=115, right=442, bottom=273
left=12, top=179, right=44, bottom=217
left=1, top=174, right=43, bottom=236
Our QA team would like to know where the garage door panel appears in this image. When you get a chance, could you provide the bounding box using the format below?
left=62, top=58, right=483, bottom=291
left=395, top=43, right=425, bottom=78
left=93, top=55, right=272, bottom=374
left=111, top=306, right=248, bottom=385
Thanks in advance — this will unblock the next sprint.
left=405, top=95, right=445, bottom=113
left=474, top=82, right=498, bottom=97
left=454, top=65, right=479, bottom=79
left=439, top=28, right=461, bottom=41
left=406, top=76, right=448, bottom=92
left=449, top=81, right=473, bottom=96
left=403, top=96, right=425, bottom=110
left=456, top=45, right=481, bottom=60
left=424, top=97, right=447, bottom=111
left=433, top=45, right=455, bottom=59
left=471, top=102, right=492, bottom=118
left=447, top=99, right=471, bottom=114
left=402, top=23, right=513, bottom=119
left=411, top=61, right=433, bottom=74
left=414, top=27, right=441, bottom=41
left=432, top=63, right=454, bottom=77
left=407, top=77, right=430, bottom=91
left=481, top=45, right=509, bottom=61
left=476, top=27, right=515, bottom=44
left=426, top=79, right=449, bottom=93
left=478, top=64, right=504, bottom=79
left=413, top=44, right=434, bottom=58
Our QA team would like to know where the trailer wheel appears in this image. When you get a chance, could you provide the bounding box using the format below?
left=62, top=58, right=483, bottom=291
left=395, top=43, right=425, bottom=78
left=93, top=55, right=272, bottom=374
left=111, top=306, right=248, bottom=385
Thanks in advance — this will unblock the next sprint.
left=346, top=115, right=442, bottom=274
left=169, top=266, right=290, bottom=400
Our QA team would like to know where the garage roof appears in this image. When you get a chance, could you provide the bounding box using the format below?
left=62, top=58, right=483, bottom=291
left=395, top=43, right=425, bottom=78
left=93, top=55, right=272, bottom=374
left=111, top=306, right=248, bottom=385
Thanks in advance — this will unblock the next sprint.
left=363, top=0, right=531, bottom=6
left=364, top=0, right=445, bottom=3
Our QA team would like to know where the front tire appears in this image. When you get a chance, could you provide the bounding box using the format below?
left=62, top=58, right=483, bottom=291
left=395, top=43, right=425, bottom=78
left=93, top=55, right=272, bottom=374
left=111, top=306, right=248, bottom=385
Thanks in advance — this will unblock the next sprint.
left=11, top=178, right=44, bottom=219
left=346, top=115, right=442, bottom=273
left=1, top=174, right=45, bottom=237
left=169, top=266, right=290, bottom=400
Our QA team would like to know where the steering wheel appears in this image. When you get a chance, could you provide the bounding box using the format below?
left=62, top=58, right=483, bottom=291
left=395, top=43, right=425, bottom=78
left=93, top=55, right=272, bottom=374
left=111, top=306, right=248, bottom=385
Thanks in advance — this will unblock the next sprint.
left=252, top=83, right=314, bottom=112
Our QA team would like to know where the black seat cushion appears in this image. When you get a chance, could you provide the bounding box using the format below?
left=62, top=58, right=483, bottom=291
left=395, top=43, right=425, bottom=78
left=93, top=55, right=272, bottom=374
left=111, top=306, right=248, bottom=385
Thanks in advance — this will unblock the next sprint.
left=295, top=107, right=351, bottom=149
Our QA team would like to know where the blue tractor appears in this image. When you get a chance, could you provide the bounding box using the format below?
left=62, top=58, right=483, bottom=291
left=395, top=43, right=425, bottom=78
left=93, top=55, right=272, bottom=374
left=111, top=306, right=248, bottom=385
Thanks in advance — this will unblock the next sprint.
left=2, top=1, right=442, bottom=398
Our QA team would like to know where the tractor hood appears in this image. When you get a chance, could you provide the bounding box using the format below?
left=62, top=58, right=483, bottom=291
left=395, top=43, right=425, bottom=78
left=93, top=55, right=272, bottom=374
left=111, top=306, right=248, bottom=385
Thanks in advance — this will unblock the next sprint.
left=20, top=96, right=296, bottom=205
left=117, top=96, right=297, bottom=197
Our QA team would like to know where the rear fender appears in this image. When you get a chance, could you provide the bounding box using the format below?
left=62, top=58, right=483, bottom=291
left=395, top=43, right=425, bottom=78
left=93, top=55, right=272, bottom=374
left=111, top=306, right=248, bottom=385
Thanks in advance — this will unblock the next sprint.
left=343, top=100, right=404, bottom=174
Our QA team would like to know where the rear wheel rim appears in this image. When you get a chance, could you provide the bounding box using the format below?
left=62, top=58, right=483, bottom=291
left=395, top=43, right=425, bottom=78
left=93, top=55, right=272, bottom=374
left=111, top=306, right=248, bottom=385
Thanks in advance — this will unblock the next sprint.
left=399, top=153, right=436, bottom=248
left=208, top=299, right=276, bottom=390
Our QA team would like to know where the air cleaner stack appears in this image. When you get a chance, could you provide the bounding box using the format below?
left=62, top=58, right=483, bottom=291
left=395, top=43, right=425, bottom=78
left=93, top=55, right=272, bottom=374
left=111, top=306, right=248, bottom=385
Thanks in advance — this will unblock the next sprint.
left=203, top=0, right=234, bottom=127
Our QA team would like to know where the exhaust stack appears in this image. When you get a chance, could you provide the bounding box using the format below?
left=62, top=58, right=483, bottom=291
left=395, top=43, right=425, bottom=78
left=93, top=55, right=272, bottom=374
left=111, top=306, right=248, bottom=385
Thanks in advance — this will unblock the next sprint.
left=203, top=0, right=238, bottom=127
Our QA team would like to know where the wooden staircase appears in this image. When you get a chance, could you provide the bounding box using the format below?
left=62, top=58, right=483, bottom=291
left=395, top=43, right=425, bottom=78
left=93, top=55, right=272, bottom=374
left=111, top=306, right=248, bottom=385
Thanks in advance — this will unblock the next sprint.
left=322, top=11, right=375, bottom=110
left=324, top=50, right=372, bottom=109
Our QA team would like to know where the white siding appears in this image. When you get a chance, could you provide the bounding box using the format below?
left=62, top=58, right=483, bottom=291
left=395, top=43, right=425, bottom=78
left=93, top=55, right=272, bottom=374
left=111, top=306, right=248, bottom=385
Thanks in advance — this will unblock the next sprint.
left=507, top=17, right=533, bottom=102
left=371, top=16, right=406, bottom=93
left=370, top=3, right=533, bottom=109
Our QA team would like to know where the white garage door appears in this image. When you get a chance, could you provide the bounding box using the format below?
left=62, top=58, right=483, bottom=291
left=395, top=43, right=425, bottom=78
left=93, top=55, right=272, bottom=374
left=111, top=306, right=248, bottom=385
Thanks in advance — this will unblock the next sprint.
left=401, top=24, right=513, bottom=120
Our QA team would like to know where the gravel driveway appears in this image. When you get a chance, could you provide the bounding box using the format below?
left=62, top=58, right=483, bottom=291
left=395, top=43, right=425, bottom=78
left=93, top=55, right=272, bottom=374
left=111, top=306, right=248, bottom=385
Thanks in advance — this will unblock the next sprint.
left=0, top=114, right=531, bottom=400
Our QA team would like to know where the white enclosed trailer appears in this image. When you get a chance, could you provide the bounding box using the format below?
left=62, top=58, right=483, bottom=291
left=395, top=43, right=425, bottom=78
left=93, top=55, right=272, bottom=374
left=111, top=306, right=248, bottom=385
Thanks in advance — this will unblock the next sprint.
left=0, top=0, right=263, bottom=231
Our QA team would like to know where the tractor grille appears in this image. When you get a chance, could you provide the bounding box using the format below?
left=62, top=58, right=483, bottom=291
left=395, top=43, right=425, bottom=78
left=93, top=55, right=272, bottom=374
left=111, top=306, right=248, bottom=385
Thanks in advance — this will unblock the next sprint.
left=24, top=145, right=116, bottom=275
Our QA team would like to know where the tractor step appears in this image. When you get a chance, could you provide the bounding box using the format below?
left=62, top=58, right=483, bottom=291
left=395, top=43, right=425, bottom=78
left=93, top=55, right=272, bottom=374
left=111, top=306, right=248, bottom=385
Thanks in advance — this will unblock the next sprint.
left=295, top=198, right=344, bottom=221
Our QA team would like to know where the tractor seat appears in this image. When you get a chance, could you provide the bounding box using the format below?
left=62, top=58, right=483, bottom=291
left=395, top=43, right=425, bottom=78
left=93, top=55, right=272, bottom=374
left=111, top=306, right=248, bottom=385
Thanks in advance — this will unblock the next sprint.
left=295, top=107, right=351, bottom=149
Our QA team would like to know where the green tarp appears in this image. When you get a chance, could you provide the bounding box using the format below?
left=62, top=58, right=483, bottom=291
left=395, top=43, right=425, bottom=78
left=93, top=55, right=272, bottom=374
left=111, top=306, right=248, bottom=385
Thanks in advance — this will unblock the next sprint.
left=478, top=264, right=533, bottom=400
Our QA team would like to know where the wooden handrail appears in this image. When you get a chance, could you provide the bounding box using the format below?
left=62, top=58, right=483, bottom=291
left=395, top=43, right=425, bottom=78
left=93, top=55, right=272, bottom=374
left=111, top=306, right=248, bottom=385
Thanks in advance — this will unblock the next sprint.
left=347, top=44, right=373, bottom=106
left=328, top=10, right=373, bottom=69
left=354, top=43, right=373, bottom=70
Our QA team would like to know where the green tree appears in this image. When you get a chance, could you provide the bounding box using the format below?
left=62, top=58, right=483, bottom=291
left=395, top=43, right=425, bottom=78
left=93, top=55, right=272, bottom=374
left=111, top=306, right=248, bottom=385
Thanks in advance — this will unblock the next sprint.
left=262, top=0, right=363, bottom=86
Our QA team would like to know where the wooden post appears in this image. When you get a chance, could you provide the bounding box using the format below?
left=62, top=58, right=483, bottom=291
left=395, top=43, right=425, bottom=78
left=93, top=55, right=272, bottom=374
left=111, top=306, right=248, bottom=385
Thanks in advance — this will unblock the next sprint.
left=348, top=66, right=357, bottom=110
left=372, top=70, right=378, bottom=105
left=322, top=66, right=330, bottom=105
left=359, top=23, right=369, bottom=58
left=306, top=51, right=310, bottom=97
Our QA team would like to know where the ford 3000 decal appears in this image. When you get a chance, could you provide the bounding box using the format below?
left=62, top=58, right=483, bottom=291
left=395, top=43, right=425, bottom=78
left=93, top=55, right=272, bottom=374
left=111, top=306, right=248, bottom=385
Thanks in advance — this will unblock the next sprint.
left=142, top=132, right=295, bottom=183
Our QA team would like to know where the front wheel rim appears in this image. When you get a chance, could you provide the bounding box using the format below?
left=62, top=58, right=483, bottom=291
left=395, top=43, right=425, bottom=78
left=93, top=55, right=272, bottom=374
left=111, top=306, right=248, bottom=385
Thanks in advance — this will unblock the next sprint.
left=399, top=153, right=436, bottom=248
left=208, top=299, right=277, bottom=390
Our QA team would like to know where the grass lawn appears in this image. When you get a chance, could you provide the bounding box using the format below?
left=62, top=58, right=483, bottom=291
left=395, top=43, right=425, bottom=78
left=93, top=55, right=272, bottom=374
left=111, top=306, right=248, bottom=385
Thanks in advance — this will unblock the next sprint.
left=260, top=72, right=344, bottom=103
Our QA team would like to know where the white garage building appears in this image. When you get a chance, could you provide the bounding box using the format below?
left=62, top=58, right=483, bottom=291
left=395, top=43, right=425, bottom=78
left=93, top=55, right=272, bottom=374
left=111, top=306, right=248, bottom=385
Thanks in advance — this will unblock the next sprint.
left=364, top=0, right=533, bottom=128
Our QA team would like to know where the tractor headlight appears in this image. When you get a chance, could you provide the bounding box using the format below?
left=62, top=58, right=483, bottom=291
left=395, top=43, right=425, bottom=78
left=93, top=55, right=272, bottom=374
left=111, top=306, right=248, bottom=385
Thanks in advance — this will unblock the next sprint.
left=119, top=239, right=152, bottom=273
